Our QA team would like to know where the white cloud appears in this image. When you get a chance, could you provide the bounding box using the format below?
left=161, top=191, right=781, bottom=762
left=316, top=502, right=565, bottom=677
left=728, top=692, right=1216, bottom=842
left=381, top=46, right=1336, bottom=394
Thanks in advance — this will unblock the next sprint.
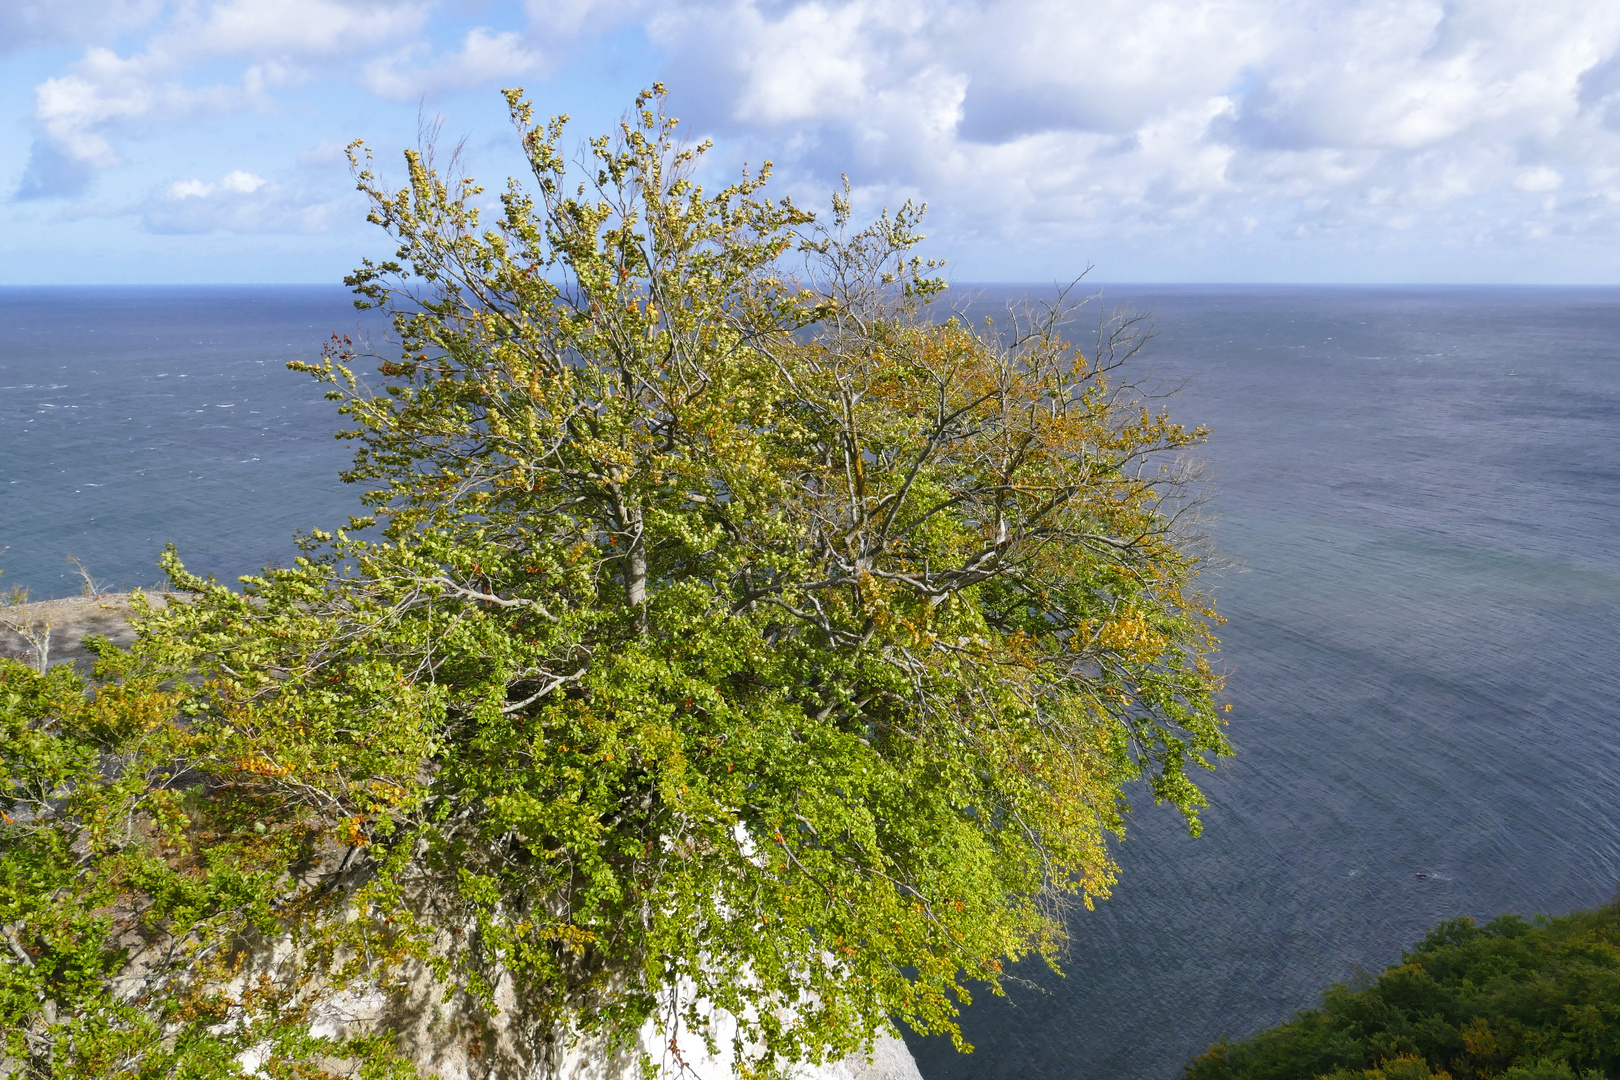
left=1515, top=167, right=1564, bottom=193
left=363, top=27, right=546, bottom=100
left=144, top=169, right=337, bottom=233
left=632, top=0, right=1620, bottom=266
left=184, top=0, right=429, bottom=57
left=22, top=0, right=429, bottom=194
left=34, top=47, right=243, bottom=171
left=521, top=0, right=645, bottom=43
left=0, top=0, right=165, bottom=55
left=13, top=0, right=1620, bottom=273
left=297, top=140, right=352, bottom=167
left=168, top=170, right=271, bottom=199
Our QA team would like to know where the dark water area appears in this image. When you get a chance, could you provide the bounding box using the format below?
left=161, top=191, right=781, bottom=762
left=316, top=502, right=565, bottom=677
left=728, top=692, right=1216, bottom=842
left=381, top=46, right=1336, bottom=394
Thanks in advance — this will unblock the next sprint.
left=3, top=285, right=1619, bottom=1079
left=904, top=285, right=1620, bottom=1079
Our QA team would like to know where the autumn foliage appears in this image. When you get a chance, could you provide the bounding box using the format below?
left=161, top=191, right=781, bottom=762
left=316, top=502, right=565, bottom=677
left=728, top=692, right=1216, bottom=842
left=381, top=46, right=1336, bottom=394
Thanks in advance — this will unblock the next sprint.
left=1, top=86, right=1227, bottom=1079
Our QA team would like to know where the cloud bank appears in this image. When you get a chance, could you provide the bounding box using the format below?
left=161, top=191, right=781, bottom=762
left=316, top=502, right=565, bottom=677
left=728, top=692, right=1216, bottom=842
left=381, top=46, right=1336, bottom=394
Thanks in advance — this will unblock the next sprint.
left=8, top=0, right=1620, bottom=280
left=646, top=0, right=1620, bottom=273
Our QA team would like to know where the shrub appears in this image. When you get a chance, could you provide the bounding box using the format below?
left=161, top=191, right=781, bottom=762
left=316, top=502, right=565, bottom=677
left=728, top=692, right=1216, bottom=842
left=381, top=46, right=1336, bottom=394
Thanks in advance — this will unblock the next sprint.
left=1186, top=907, right=1620, bottom=1080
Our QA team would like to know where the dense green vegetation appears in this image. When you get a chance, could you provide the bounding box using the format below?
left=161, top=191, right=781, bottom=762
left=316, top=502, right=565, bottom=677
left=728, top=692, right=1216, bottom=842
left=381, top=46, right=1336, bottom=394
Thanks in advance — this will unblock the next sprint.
left=0, top=86, right=1227, bottom=1078
left=1187, top=905, right=1620, bottom=1080
left=1, top=650, right=421, bottom=1079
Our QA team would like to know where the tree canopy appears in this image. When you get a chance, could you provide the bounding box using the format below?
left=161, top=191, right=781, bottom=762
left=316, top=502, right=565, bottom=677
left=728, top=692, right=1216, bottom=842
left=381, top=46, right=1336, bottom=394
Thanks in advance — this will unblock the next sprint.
left=1186, top=906, right=1620, bottom=1080
left=2, top=86, right=1228, bottom=1079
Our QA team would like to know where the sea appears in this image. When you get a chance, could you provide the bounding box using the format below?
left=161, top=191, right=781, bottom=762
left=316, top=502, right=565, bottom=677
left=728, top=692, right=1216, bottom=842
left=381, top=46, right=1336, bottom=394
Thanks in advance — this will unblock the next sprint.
left=3, top=285, right=1618, bottom=1079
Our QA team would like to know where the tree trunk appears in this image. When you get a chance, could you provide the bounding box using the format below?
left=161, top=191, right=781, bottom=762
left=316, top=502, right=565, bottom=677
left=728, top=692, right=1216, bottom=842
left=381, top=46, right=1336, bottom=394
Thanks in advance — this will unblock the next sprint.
left=620, top=499, right=647, bottom=629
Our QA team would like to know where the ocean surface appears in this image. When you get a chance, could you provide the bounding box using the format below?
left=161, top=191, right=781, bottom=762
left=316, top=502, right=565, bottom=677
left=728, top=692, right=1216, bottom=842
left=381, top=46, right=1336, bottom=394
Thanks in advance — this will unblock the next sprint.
left=0, top=287, right=379, bottom=594
left=3, top=285, right=1619, bottom=1079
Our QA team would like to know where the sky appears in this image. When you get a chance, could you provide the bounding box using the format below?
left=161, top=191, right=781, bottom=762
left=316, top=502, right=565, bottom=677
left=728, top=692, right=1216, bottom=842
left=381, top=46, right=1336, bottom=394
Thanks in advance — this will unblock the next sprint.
left=5, top=0, right=1620, bottom=285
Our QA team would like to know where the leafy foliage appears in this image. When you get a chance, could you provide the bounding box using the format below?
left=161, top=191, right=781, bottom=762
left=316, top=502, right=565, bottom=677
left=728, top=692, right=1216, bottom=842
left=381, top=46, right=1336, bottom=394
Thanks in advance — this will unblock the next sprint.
left=2, top=85, right=1227, bottom=1078
left=1185, top=906, right=1620, bottom=1080
left=0, top=650, right=421, bottom=1079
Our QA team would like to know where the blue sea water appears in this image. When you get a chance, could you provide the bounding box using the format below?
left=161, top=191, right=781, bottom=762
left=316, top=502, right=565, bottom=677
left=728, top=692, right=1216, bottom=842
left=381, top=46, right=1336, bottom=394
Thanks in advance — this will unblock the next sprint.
left=0, top=287, right=378, bottom=594
left=3, top=285, right=1619, bottom=1079
left=905, top=286, right=1620, bottom=1079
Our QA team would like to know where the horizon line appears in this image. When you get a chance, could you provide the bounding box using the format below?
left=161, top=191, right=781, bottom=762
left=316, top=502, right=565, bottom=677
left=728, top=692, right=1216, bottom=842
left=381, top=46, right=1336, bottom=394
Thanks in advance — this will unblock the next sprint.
left=4, top=280, right=1620, bottom=290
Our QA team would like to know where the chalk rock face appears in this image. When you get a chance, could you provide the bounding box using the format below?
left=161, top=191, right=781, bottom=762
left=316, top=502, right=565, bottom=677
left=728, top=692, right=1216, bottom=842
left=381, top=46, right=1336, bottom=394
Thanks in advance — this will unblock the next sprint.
left=560, top=1019, right=926, bottom=1080
left=359, top=965, right=924, bottom=1080
left=810, top=1034, right=926, bottom=1080
left=500, top=1025, right=925, bottom=1080
left=0, top=592, right=163, bottom=671
left=299, top=966, right=924, bottom=1080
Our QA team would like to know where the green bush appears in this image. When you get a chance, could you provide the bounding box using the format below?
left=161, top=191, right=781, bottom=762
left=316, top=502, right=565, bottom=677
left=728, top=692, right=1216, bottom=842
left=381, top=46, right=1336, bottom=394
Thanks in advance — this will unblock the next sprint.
left=1187, top=906, right=1620, bottom=1080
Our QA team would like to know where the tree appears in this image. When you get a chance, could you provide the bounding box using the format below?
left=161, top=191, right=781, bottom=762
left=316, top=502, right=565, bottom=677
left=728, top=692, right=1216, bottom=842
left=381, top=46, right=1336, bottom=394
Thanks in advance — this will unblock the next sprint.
left=1184, top=908, right=1620, bottom=1080
left=1, top=86, right=1227, bottom=1078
